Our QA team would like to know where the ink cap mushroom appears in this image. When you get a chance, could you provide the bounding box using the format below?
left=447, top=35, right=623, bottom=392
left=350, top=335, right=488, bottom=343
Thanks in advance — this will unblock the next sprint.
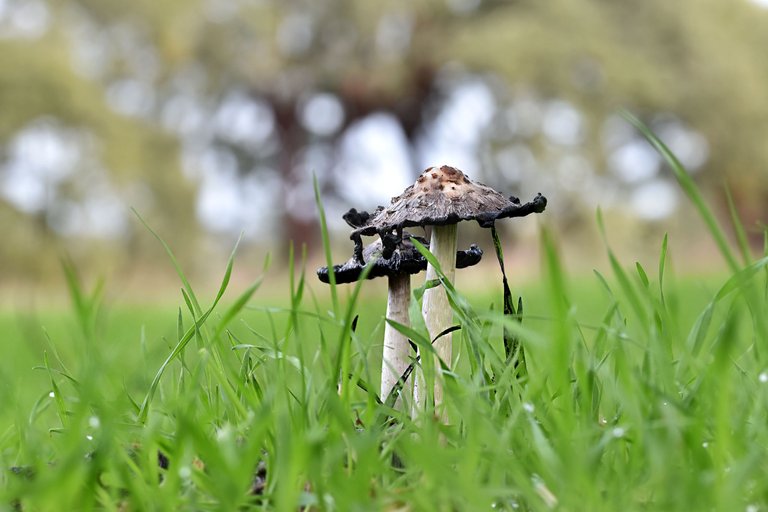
left=317, top=232, right=483, bottom=408
left=348, top=165, right=547, bottom=415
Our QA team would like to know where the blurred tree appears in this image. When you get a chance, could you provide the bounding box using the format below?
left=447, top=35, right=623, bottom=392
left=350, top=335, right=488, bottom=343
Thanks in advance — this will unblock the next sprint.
left=55, top=0, right=457, bottom=253
left=449, top=0, right=768, bottom=242
left=0, top=15, right=197, bottom=277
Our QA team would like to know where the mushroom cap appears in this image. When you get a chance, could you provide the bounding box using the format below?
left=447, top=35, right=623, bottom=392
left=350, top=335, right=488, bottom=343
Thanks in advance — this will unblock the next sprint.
left=350, top=165, right=547, bottom=237
left=317, top=233, right=483, bottom=284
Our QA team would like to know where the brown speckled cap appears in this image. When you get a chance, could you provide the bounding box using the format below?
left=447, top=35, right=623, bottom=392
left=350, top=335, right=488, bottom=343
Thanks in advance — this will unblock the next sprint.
left=344, top=166, right=546, bottom=262
left=317, top=233, right=483, bottom=284
left=350, top=166, right=546, bottom=237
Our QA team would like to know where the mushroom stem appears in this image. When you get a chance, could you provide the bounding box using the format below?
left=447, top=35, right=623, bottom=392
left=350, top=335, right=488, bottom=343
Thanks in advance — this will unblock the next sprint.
left=414, top=224, right=458, bottom=417
left=381, top=273, right=412, bottom=407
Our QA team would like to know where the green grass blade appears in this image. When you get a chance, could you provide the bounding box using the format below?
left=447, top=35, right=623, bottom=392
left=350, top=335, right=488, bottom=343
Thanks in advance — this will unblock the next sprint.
left=138, top=308, right=215, bottom=422
left=60, top=257, right=87, bottom=324
left=132, top=207, right=203, bottom=315
left=658, top=233, right=669, bottom=307
left=43, top=352, right=68, bottom=428
left=491, top=225, right=526, bottom=375
left=385, top=319, right=431, bottom=355
left=314, top=173, right=339, bottom=316
left=765, top=228, right=768, bottom=300
left=213, top=232, right=242, bottom=306
left=137, top=238, right=247, bottom=423
left=687, top=255, right=768, bottom=354
left=213, top=278, right=263, bottom=340
left=635, top=262, right=650, bottom=289
left=725, top=186, right=753, bottom=266
left=176, top=307, right=184, bottom=341
left=597, top=209, right=649, bottom=334
left=713, top=255, right=768, bottom=301
left=60, top=257, right=102, bottom=340
left=621, top=110, right=740, bottom=272
left=410, top=237, right=441, bottom=273
left=333, top=260, right=374, bottom=402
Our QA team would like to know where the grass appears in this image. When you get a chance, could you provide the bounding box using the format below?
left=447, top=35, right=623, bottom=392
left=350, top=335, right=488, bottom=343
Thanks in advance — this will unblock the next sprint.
left=2, top=118, right=768, bottom=511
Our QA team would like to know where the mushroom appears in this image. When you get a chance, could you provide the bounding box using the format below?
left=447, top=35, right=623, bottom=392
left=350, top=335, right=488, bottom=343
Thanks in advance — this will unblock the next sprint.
left=317, top=232, right=483, bottom=407
left=347, top=166, right=547, bottom=414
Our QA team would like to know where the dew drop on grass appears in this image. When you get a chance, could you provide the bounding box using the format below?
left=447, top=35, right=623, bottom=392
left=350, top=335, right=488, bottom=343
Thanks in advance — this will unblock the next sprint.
left=86, top=435, right=93, bottom=441
left=532, top=474, right=558, bottom=508
left=746, top=505, right=759, bottom=512
left=759, top=372, right=768, bottom=383
left=179, top=466, right=192, bottom=479
left=612, top=427, right=626, bottom=438
left=523, top=403, right=535, bottom=413
left=702, top=441, right=709, bottom=448
left=492, top=500, right=520, bottom=510
left=88, top=416, right=100, bottom=429
left=216, top=425, right=232, bottom=442
left=48, top=392, right=55, bottom=398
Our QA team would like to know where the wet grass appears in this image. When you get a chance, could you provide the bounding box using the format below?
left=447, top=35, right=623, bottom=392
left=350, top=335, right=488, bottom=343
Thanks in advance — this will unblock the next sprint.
left=2, top=118, right=768, bottom=511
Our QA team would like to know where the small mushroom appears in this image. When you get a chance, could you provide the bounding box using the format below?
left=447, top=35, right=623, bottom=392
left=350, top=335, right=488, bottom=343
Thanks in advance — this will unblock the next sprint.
left=348, top=166, right=546, bottom=415
left=317, top=233, right=483, bottom=407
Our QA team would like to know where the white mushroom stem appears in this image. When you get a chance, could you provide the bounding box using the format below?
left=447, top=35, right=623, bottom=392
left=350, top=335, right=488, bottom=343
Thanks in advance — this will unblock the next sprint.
left=380, top=273, right=412, bottom=407
left=414, top=224, right=458, bottom=417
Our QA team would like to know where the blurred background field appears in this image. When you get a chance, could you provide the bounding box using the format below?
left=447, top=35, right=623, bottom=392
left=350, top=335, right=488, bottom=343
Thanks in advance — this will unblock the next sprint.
left=2, top=0, right=768, bottom=306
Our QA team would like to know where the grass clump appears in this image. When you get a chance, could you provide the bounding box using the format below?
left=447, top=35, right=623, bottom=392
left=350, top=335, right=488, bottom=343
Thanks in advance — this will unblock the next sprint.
left=2, top=117, right=768, bottom=511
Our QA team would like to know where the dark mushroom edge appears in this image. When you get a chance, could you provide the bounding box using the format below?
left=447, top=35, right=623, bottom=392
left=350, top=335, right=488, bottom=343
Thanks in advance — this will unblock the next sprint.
left=317, top=240, right=483, bottom=284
